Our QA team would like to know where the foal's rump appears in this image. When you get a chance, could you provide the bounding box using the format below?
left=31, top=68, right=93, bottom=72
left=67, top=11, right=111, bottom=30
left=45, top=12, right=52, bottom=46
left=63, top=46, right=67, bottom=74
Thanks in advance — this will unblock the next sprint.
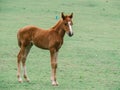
left=17, top=25, right=39, bottom=47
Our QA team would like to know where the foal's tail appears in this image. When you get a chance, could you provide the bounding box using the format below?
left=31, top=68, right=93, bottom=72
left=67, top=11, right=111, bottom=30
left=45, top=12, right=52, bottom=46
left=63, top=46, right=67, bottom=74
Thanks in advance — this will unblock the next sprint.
left=17, top=30, right=22, bottom=48
left=17, top=39, right=21, bottom=47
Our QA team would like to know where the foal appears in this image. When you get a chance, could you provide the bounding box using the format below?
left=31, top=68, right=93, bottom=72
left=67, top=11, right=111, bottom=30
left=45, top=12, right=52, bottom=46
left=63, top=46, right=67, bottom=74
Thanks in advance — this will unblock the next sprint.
left=17, top=12, right=74, bottom=86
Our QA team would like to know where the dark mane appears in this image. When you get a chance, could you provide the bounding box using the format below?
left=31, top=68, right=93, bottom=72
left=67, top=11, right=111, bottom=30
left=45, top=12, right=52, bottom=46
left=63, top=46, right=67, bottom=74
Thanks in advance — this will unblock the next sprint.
left=51, top=19, right=63, bottom=30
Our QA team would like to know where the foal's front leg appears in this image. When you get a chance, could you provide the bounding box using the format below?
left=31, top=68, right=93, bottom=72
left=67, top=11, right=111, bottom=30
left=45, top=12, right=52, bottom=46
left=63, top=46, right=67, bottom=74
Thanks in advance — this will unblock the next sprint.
left=50, top=48, right=58, bottom=86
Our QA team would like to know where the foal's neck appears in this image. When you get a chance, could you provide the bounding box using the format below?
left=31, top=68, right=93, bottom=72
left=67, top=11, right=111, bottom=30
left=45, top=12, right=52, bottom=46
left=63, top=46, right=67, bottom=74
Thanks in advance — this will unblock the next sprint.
left=51, top=19, right=65, bottom=38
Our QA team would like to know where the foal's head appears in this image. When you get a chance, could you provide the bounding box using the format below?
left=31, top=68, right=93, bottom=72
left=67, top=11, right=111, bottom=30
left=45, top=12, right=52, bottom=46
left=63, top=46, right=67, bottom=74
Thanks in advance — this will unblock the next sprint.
left=61, top=12, right=74, bottom=37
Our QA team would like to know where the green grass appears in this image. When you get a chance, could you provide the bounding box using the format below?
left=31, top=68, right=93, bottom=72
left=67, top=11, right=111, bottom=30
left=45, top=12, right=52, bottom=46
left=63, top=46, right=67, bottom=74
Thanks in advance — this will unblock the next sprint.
left=0, top=0, right=120, bottom=90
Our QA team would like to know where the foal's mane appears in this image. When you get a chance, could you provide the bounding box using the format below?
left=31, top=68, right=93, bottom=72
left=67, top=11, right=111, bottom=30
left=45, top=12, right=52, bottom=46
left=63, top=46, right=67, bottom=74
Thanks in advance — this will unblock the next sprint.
left=51, top=19, right=63, bottom=30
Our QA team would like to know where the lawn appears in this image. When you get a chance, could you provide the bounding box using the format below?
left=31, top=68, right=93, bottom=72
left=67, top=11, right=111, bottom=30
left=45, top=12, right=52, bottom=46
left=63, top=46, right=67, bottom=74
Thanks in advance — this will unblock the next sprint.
left=0, top=0, right=120, bottom=90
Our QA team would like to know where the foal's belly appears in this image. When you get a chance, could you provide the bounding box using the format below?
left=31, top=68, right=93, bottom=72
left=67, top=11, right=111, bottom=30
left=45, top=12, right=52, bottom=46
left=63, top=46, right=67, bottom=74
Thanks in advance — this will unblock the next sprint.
left=32, top=39, right=49, bottom=50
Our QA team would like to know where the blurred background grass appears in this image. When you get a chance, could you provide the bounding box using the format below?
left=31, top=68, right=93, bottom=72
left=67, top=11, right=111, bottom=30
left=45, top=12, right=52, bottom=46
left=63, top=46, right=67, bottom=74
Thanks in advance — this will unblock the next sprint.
left=0, top=0, right=120, bottom=90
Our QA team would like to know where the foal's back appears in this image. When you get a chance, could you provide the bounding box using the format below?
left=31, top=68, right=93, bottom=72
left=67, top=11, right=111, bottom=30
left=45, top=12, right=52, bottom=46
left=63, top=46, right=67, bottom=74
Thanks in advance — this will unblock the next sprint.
left=17, top=25, right=50, bottom=48
left=18, top=25, right=45, bottom=38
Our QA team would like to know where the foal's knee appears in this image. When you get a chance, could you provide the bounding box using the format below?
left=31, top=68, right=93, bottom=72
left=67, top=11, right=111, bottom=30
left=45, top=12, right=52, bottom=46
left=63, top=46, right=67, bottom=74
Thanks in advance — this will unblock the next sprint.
left=17, top=54, right=21, bottom=63
left=21, top=56, right=26, bottom=64
left=17, top=53, right=26, bottom=64
left=51, top=62, right=57, bottom=69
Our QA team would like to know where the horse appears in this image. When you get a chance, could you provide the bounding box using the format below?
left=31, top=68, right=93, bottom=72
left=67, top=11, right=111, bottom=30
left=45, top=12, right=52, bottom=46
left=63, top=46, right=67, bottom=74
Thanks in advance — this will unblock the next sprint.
left=17, top=12, right=74, bottom=86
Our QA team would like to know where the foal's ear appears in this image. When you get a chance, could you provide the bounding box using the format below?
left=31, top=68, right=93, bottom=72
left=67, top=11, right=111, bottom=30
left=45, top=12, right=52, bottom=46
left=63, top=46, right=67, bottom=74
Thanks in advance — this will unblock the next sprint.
left=61, top=12, right=65, bottom=20
left=69, top=13, right=73, bottom=18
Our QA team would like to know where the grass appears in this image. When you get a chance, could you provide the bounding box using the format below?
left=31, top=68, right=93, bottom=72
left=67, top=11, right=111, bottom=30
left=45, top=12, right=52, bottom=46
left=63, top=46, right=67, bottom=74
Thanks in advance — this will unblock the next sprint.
left=0, top=0, right=120, bottom=90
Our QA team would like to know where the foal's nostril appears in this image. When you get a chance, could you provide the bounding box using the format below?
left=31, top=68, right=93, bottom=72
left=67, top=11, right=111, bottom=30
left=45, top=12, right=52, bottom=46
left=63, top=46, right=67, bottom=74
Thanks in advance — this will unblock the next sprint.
left=69, top=32, right=73, bottom=37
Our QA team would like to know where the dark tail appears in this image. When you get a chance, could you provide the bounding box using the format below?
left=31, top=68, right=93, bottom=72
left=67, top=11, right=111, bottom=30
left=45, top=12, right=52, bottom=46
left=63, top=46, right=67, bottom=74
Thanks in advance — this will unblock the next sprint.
left=17, top=39, right=21, bottom=47
left=17, top=30, right=21, bottom=48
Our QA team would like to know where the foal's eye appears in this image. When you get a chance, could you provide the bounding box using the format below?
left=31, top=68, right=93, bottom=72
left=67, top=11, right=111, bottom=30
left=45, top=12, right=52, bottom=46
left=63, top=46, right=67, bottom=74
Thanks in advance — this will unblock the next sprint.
left=64, top=23, right=68, bottom=26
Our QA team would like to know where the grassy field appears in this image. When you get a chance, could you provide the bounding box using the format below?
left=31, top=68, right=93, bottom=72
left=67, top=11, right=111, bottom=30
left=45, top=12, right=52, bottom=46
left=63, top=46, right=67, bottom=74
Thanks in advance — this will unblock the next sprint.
left=0, top=0, right=120, bottom=90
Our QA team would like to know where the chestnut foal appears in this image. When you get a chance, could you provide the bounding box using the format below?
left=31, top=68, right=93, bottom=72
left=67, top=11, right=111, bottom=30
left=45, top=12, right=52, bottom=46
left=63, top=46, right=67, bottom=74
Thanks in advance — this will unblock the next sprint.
left=17, top=12, right=73, bottom=86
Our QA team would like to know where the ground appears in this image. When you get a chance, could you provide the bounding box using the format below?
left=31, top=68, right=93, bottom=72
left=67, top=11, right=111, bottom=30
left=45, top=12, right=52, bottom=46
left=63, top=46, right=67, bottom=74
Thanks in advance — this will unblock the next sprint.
left=0, top=0, right=120, bottom=90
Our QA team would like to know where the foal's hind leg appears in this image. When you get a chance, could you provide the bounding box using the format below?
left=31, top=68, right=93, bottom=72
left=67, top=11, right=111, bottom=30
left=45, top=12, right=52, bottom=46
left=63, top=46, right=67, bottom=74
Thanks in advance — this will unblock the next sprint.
left=17, top=43, right=32, bottom=82
left=17, top=45, right=25, bottom=82
left=22, top=44, right=32, bottom=82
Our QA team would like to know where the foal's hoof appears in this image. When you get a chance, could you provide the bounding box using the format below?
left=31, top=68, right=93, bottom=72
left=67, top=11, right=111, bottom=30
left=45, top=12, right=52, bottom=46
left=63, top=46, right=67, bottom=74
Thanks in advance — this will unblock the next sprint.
left=26, top=79, right=30, bottom=82
left=52, top=81, right=58, bottom=86
left=24, top=78, right=30, bottom=82
left=18, top=78, right=23, bottom=83
left=24, top=75, right=30, bottom=82
left=18, top=80, right=23, bottom=83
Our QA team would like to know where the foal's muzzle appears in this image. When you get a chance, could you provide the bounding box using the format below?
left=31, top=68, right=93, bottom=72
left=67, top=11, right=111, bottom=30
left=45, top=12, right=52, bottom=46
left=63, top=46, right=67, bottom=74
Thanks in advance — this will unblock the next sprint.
left=67, top=22, right=73, bottom=37
left=68, top=32, right=74, bottom=37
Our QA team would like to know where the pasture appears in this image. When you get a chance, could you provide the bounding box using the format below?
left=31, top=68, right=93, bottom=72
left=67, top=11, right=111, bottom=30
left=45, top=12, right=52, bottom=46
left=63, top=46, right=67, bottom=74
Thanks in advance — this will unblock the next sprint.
left=0, top=0, right=120, bottom=90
